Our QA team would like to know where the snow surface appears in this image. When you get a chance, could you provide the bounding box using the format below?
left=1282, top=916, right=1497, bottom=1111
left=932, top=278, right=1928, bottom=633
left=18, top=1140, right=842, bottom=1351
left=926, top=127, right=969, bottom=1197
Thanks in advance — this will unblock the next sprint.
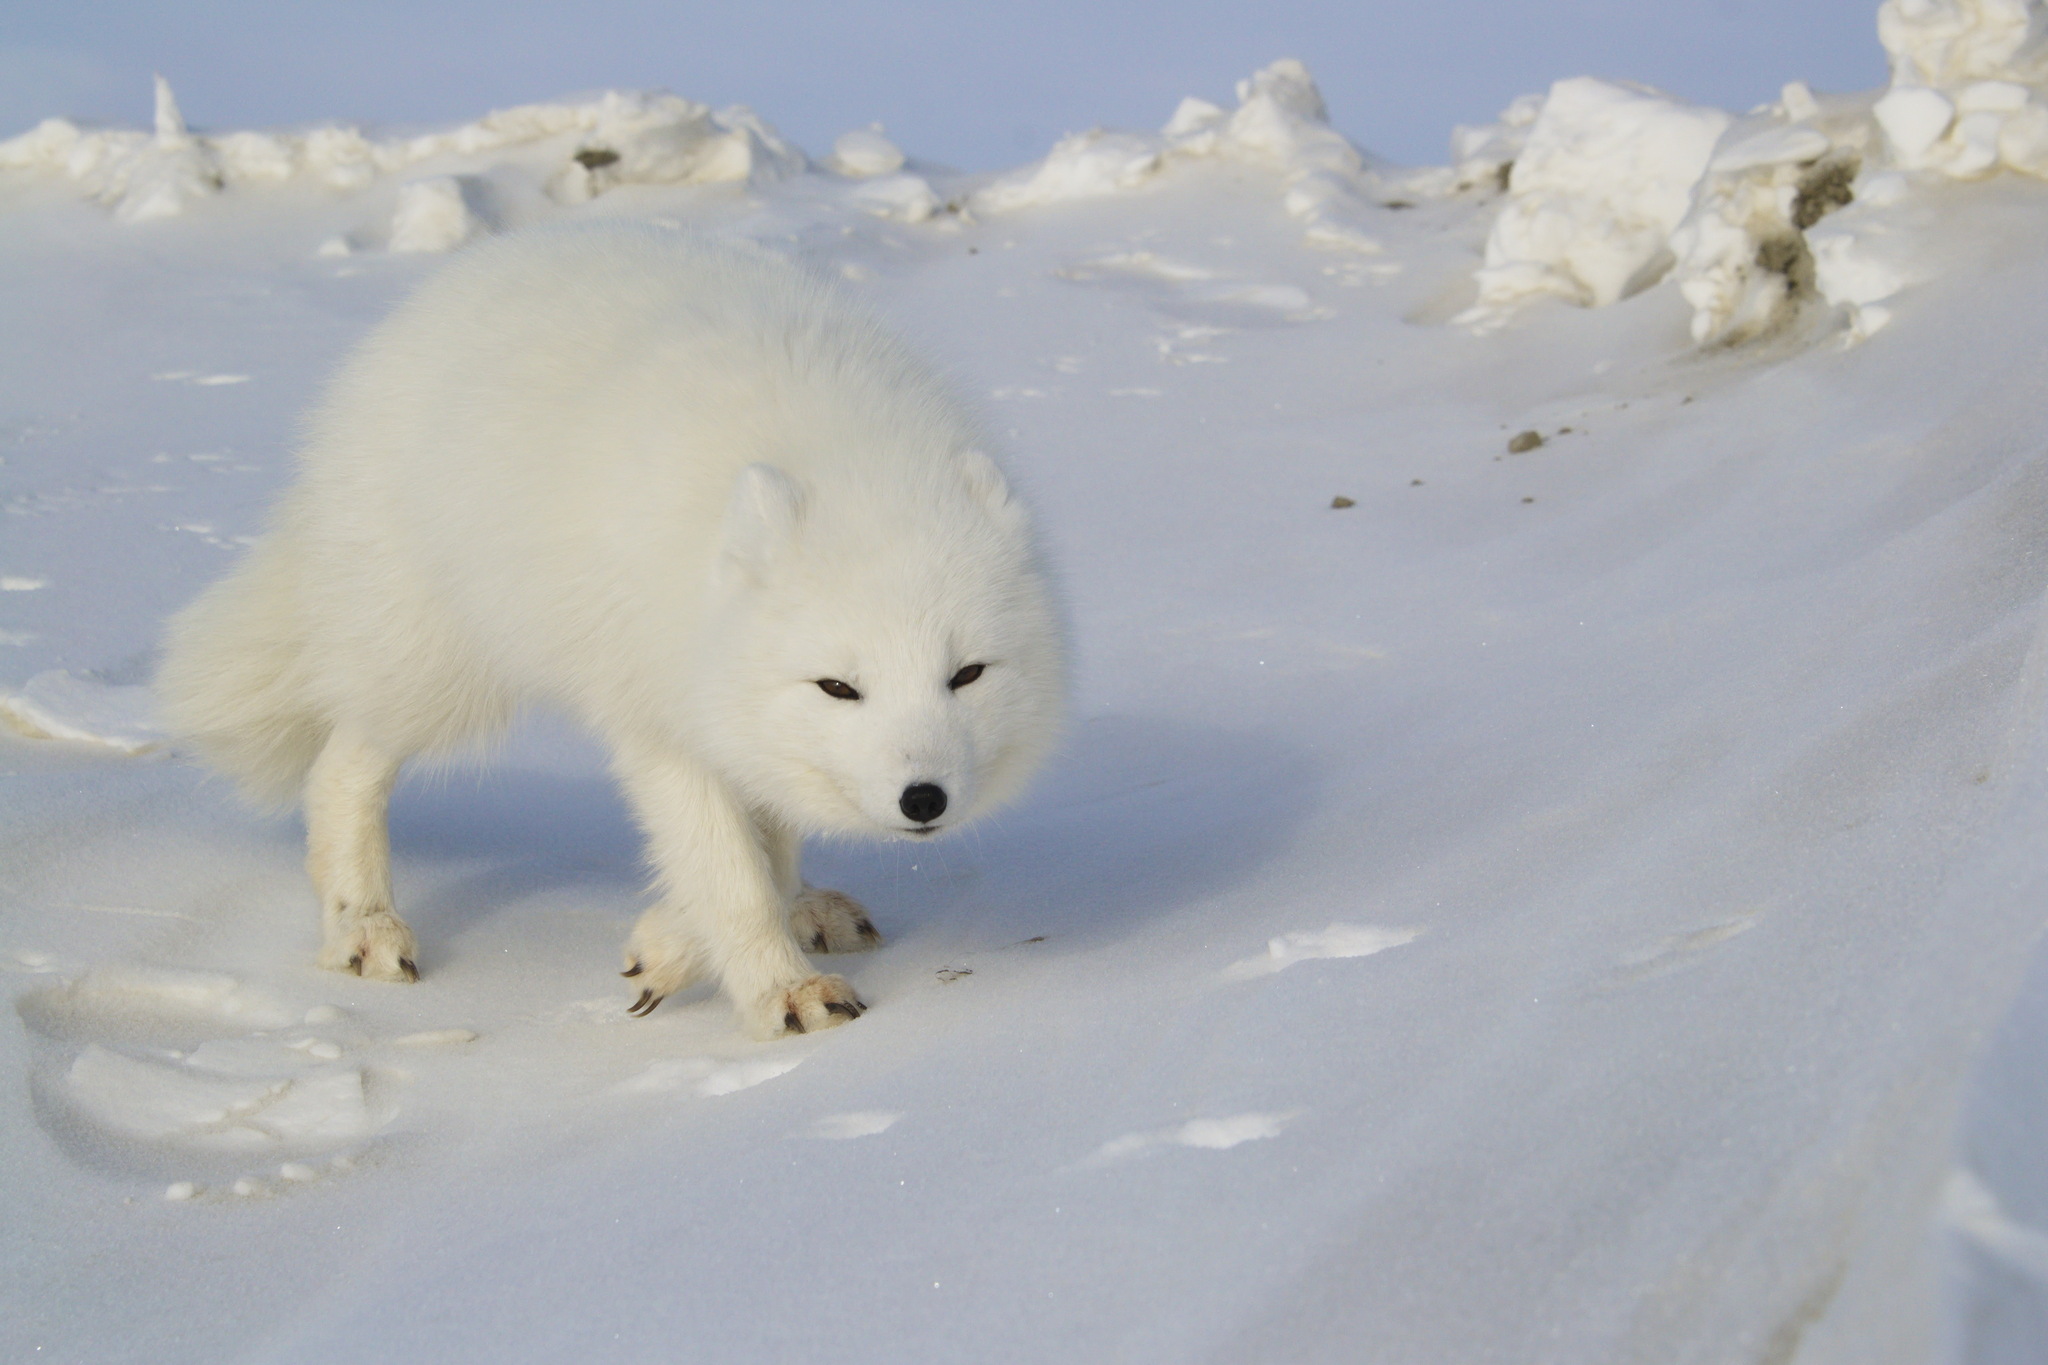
left=11, top=4, right=2048, bottom=1360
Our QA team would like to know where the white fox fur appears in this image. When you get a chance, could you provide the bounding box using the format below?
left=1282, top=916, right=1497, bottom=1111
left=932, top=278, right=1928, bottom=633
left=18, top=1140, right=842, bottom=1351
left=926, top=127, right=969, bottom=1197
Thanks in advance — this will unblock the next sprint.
left=157, top=223, right=1066, bottom=1037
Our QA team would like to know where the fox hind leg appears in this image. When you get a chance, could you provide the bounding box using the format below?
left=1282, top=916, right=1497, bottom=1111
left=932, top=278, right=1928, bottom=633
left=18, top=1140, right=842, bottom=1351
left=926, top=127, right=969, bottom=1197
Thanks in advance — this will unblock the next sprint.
left=304, top=727, right=418, bottom=982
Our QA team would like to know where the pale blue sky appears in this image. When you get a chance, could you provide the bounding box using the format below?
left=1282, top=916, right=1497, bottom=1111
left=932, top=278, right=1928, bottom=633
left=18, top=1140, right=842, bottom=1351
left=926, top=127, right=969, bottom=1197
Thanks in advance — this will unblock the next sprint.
left=5, top=1, right=1891, bottom=168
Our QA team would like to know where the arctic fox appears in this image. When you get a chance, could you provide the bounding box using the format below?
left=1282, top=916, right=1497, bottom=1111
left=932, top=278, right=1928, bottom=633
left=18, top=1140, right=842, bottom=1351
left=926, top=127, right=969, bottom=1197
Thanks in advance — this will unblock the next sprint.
left=157, top=224, right=1065, bottom=1038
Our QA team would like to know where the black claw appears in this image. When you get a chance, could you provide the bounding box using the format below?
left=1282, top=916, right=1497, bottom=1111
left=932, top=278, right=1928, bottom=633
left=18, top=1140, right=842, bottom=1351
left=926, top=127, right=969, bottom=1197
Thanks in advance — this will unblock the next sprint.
left=810, top=931, right=828, bottom=952
left=347, top=953, right=363, bottom=976
left=824, top=1001, right=859, bottom=1019
left=784, top=1009, right=804, bottom=1034
left=398, top=957, right=419, bottom=982
left=629, top=988, right=663, bottom=1017
left=621, top=962, right=643, bottom=977
left=856, top=919, right=879, bottom=939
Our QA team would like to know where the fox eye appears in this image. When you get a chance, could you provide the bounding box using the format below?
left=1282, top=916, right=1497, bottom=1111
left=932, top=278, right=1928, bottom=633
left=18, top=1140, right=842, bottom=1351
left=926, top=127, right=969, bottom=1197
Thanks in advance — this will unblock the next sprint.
left=948, top=663, right=986, bottom=690
left=816, top=678, right=861, bottom=701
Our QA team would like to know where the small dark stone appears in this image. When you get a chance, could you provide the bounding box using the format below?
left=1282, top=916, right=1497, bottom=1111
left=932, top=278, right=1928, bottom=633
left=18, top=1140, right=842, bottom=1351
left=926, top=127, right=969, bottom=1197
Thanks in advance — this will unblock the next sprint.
left=1507, top=430, right=1544, bottom=454
left=1521, top=496, right=1536, bottom=504
left=1330, top=495, right=1356, bottom=509
left=574, top=147, right=621, bottom=170
left=1383, top=200, right=1415, bottom=210
left=1411, top=478, right=1424, bottom=486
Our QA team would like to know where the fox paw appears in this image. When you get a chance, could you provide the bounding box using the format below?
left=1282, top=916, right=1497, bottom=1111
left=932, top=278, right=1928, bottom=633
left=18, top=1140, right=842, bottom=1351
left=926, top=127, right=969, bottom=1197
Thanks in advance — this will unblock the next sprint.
left=620, top=926, right=708, bottom=1018
left=318, top=907, right=419, bottom=983
left=791, top=886, right=882, bottom=954
left=745, top=974, right=867, bottom=1038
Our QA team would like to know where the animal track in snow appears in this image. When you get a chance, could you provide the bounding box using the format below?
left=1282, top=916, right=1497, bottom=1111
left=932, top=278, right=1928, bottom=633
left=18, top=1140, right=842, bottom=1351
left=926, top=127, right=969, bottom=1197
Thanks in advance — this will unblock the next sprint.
left=1223, top=923, right=1421, bottom=980
left=1057, top=250, right=1332, bottom=329
left=151, top=371, right=251, bottom=386
left=803, top=1110, right=901, bottom=1139
left=1611, top=914, right=1757, bottom=984
left=19, top=966, right=402, bottom=1191
left=0, top=670, right=164, bottom=753
left=613, top=1054, right=804, bottom=1098
left=1085, top=1111, right=1302, bottom=1166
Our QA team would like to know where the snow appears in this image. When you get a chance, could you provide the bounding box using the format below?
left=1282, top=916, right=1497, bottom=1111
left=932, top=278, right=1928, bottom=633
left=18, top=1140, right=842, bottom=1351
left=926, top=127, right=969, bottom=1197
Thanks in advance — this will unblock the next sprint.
left=0, top=670, right=162, bottom=753
left=10, top=5, right=2048, bottom=1361
left=1457, top=79, right=1732, bottom=328
left=828, top=126, right=906, bottom=178
left=386, top=176, right=480, bottom=253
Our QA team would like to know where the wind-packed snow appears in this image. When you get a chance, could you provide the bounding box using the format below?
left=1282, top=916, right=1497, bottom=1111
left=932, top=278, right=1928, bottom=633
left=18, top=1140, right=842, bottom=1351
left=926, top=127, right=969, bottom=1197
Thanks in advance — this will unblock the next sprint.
left=11, top=3, right=2048, bottom=1361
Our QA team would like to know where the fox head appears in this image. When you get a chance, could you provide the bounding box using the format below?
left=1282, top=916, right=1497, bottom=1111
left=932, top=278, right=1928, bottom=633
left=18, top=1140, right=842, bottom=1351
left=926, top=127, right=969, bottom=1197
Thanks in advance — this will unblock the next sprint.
left=689, top=453, right=1066, bottom=839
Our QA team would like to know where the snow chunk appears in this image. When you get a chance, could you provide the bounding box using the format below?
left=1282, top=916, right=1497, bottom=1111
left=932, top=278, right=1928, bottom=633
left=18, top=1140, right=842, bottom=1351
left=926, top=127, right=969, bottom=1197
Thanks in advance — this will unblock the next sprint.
left=1879, top=0, right=2048, bottom=89
left=388, top=176, right=481, bottom=253
left=1445, top=92, right=1546, bottom=193
left=847, top=173, right=943, bottom=222
left=1869, top=2, right=2048, bottom=179
left=0, top=670, right=163, bottom=754
left=1086, top=1111, right=1302, bottom=1165
left=1224, top=923, right=1422, bottom=979
left=1670, top=137, right=1863, bottom=346
left=806, top=1111, right=901, bottom=1140
left=1876, top=86, right=1961, bottom=163
left=828, top=126, right=905, bottom=178
left=1457, top=79, right=1731, bottom=331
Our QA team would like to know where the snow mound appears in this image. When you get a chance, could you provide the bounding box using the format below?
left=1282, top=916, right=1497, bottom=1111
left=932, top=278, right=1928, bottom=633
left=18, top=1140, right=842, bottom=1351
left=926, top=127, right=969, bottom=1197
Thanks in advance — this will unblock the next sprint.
left=847, top=172, right=943, bottom=222
left=388, top=176, right=482, bottom=252
left=973, top=60, right=1383, bottom=253
left=0, top=669, right=163, bottom=754
left=1455, top=79, right=1731, bottom=331
left=0, top=81, right=803, bottom=224
left=827, top=126, right=906, bottom=178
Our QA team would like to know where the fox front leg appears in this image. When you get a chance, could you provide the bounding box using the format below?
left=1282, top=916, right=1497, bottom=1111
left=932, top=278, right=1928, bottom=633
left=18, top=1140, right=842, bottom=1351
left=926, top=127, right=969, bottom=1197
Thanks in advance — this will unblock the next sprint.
left=611, top=743, right=866, bottom=1035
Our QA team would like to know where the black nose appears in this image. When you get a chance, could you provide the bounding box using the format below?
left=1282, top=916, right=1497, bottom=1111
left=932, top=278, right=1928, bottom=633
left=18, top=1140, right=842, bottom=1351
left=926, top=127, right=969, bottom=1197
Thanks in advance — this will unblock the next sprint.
left=899, top=783, right=948, bottom=824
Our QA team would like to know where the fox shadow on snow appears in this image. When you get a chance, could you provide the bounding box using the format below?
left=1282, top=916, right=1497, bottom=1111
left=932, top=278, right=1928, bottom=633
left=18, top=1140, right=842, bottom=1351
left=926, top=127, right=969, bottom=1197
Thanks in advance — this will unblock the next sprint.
left=381, top=712, right=1323, bottom=962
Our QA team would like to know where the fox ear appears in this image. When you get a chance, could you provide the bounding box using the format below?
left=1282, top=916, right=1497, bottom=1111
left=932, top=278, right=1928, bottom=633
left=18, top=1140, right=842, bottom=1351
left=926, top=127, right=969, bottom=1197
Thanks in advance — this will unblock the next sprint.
left=721, top=463, right=806, bottom=581
left=957, top=449, right=1021, bottom=522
